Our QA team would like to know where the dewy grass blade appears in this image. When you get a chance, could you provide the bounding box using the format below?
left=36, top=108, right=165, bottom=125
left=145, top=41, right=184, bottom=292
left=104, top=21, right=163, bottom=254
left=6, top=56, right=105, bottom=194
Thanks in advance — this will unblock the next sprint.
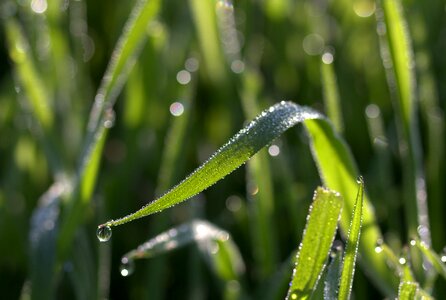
left=119, top=220, right=244, bottom=280
left=98, top=102, right=322, bottom=230
left=304, top=119, right=398, bottom=295
left=412, top=238, right=446, bottom=279
left=286, top=187, right=343, bottom=300
left=397, top=281, right=418, bottom=300
left=57, top=0, right=162, bottom=259
left=338, top=178, right=364, bottom=300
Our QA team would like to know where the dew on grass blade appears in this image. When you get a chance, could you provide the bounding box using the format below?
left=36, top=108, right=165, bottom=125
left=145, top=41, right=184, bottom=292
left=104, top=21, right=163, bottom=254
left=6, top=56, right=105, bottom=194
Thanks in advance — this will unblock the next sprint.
left=103, top=109, right=115, bottom=128
left=97, top=225, right=112, bottom=242
left=169, top=102, right=184, bottom=117
left=120, top=256, right=134, bottom=277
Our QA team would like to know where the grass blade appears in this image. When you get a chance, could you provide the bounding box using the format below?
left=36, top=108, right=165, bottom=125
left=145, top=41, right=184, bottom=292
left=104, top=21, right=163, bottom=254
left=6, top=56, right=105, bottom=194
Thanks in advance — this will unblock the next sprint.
left=398, top=281, right=418, bottom=300
left=286, top=187, right=343, bottom=300
left=412, top=238, right=446, bottom=280
left=377, top=0, right=430, bottom=244
left=304, top=119, right=398, bottom=295
left=321, top=54, right=343, bottom=133
left=98, top=101, right=322, bottom=229
left=338, top=178, right=364, bottom=300
left=324, top=244, right=343, bottom=300
left=57, top=0, right=162, bottom=259
left=120, top=220, right=245, bottom=281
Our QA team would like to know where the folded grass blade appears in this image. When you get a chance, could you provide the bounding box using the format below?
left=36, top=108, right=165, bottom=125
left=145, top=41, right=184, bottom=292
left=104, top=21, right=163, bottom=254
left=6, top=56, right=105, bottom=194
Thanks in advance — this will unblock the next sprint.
left=286, top=187, right=343, bottom=300
left=338, top=178, right=364, bottom=300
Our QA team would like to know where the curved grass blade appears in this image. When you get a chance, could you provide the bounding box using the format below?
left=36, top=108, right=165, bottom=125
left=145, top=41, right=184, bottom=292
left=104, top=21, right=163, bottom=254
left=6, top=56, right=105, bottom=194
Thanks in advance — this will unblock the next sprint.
left=412, top=238, right=446, bottom=280
left=98, top=101, right=322, bottom=229
left=286, top=187, right=343, bottom=300
left=338, top=178, right=364, bottom=300
left=304, top=119, right=398, bottom=295
left=398, top=281, right=418, bottom=300
left=57, top=0, right=161, bottom=259
left=120, top=220, right=244, bottom=281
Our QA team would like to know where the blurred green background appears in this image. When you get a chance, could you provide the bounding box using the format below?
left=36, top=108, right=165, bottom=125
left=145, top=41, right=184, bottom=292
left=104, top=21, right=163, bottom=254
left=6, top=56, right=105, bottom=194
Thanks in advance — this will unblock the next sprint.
left=0, top=0, right=445, bottom=298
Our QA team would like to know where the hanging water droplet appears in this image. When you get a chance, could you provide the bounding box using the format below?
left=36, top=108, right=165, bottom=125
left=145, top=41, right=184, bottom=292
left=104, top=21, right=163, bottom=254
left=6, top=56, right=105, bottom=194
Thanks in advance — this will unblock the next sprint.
left=398, top=257, right=406, bottom=265
left=97, top=225, right=112, bottom=242
left=120, top=256, right=134, bottom=277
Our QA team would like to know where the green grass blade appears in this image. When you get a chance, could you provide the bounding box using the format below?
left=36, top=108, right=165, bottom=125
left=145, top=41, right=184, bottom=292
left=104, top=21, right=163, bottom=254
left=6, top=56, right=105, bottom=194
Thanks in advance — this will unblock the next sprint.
left=398, top=281, right=418, bottom=300
left=338, top=178, right=364, bottom=300
left=286, top=187, right=343, bottom=300
left=378, top=0, right=430, bottom=244
left=321, top=54, right=343, bottom=133
left=99, top=102, right=322, bottom=229
left=189, top=0, right=227, bottom=83
left=304, top=119, right=398, bottom=295
left=57, top=0, right=161, bottom=259
left=412, top=238, right=446, bottom=280
left=120, top=220, right=245, bottom=281
left=324, top=244, right=343, bottom=300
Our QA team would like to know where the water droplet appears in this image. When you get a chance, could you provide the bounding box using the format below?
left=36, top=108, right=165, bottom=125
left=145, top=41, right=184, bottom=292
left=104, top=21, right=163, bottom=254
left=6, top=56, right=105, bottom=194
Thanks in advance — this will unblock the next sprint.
left=231, top=60, right=245, bottom=74
left=398, top=257, right=406, bottom=265
left=441, top=255, right=446, bottom=263
left=185, top=57, right=199, bottom=72
left=97, top=225, right=112, bottom=242
left=374, top=246, right=383, bottom=254
left=268, top=144, right=280, bottom=156
left=169, top=102, right=184, bottom=116
left=409, top=239, right=416, bottom=246
left=120, top=257, right=134, bottom=277
left=322, top=52, right=334, bottom=64
left=176, top=70, right=191, bottom=85
left=31, top=0, right=47, bottom=14
left=290, top=291, right=298, bottom=300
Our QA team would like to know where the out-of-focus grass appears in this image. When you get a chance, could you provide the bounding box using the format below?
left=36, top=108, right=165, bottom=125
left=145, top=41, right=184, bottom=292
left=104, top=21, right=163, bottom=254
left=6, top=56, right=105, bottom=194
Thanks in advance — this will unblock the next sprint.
left=1, top=0, right=445, bottom=299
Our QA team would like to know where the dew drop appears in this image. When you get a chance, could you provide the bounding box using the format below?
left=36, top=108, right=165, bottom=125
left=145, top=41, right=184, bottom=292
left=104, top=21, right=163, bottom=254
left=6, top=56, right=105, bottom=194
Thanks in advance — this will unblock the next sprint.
left=268, top=144, right=280, bottom=156
left=374, top=246, right=383, bottom=254
left=103, top=109, right=115, bottom=128
left=97, top=225, right=112, bottom=242
left=290, top=291, right=298, bottom=300
left=441, top=255, right=446, bottom=263
left=409, top=239, right=416, bottom=246
left=120, top=257, right=135, bottom=277
left=398, top=257, right=406, bottom=265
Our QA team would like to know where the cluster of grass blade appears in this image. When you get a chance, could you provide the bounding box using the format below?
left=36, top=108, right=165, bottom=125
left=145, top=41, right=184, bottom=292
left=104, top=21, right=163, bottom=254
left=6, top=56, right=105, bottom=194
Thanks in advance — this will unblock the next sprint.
left=1, top=0, right=446, bottom=299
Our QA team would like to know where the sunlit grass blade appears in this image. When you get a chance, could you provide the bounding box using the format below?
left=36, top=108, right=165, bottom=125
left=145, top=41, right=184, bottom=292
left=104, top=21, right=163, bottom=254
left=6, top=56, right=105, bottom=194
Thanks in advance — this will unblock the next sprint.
left=324, top=243, right=343, bottom=300
left=120, top=220, right=245, bottom=281
left=99, top=101, right=322, bottom=229
left=189, top=0, right=227, bottom=83
left=286, top=187, right=343, bottom=300
left=412, top=238, right=446, bottom=280
left=398, top=281, right=418, bottom=300
left=57, top=0, right=162, bottom=259
left=321, top=53, right=343, bottom=133
left=377, top=0, right=430, bottom=244
left=304, top=119, right=398, bottom=295
left=338, top=178, right=364, bottom=300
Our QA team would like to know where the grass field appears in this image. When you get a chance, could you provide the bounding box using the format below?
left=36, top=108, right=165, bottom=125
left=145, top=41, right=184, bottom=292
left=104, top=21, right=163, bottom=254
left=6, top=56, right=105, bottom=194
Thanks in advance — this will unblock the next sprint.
left=1, top=0, right=446, bottom=299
